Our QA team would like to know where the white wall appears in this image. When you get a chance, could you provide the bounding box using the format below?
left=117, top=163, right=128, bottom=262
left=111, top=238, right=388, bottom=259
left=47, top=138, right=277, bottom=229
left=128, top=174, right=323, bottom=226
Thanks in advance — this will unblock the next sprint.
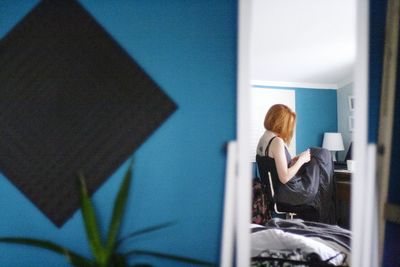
left=337, top=82, right=354, bottom=161
left=250, top=87, right=296, bottom=162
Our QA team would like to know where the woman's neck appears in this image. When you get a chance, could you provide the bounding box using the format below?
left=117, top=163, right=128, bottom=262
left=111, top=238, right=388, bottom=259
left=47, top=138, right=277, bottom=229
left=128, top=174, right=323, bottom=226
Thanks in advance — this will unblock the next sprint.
left=266, top=130, right=277, bottom=138
left=266, top=130, right=289, bottom=148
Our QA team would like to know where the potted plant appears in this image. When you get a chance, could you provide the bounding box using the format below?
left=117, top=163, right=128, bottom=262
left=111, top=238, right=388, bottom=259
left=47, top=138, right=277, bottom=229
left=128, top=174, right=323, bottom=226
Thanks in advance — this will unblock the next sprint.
left=0, top=163, right=214, bottom=267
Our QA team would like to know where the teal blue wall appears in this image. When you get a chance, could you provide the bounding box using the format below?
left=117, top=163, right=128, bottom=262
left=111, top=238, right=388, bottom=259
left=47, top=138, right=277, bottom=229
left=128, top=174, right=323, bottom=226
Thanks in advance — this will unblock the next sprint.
left=253, top=86, right=338, bottom=154
left=0, top=1, right=237, bottom=266
left=296, top=88, right=338, bottom=152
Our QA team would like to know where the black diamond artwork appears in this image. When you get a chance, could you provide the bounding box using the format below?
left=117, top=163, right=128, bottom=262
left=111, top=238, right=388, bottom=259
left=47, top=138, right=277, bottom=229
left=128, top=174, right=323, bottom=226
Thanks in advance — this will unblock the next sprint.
left=0, top=0, right=177, bottom=227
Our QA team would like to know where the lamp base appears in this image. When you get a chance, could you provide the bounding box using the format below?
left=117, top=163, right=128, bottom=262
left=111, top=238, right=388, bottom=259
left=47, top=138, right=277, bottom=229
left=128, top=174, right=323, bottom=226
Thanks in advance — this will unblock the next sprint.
left=331, top=151, right=337, bottom=162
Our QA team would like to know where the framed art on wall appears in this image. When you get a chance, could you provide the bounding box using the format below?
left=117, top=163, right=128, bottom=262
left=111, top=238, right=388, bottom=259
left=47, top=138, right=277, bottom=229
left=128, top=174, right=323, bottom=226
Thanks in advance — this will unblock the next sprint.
left=348, top=96, right=355, bottom=112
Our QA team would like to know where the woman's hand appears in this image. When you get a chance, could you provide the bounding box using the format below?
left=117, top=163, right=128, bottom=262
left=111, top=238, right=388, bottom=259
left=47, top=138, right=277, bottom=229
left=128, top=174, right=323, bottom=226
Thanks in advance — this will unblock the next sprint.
left=298, top=149, right=311, bottom=164
left=289, top=156, right=298, bottom=167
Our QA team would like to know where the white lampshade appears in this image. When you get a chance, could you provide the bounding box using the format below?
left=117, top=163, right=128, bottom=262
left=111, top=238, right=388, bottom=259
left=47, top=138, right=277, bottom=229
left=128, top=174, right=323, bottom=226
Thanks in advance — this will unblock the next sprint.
left=322, top=132, right=344, bottom=151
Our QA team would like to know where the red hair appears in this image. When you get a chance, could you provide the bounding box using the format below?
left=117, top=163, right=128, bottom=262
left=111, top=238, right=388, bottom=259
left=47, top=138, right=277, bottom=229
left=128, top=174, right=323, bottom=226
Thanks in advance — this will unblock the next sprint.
left=264, top=104, right=296, bottom=144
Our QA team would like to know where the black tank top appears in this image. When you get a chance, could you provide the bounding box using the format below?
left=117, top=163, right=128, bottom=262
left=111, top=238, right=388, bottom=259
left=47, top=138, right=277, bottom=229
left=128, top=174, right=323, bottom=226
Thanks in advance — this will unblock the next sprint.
left=256, top=136, right=292, bottom=196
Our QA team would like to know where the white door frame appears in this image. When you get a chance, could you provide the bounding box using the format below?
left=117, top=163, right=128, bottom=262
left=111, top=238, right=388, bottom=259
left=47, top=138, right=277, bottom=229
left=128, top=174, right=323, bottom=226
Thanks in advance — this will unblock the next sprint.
left=235, top=0, right=252, bottom=266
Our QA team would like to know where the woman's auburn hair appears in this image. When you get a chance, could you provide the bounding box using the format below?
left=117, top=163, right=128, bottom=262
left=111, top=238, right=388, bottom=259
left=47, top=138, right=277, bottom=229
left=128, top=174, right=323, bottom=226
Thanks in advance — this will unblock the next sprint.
left=264, top=104, right=296, bottom=144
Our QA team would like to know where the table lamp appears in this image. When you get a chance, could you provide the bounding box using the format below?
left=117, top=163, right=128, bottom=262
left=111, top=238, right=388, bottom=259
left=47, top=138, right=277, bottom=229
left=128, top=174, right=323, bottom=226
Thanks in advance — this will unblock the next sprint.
left=322, top=132, right=344, bottom=161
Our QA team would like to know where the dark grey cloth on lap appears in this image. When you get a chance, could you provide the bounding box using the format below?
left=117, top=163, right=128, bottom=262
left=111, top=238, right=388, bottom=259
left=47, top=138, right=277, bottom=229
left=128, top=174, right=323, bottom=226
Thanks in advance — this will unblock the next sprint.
left=276, top=147, right=336, bottom=224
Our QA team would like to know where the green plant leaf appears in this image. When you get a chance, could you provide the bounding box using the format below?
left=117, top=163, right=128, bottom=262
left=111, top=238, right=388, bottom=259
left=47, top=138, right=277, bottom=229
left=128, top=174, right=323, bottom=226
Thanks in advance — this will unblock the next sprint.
left=0, top=237, right=94, bottom=267
left=108, top=252, right=129, bottom=267
left=116, top=221, right=176, bottom=248
left=124, top=249, right=216, bottom=266
left=106, top=164, right=132, bottom=254
left=78, top=173, right=106, bottom=265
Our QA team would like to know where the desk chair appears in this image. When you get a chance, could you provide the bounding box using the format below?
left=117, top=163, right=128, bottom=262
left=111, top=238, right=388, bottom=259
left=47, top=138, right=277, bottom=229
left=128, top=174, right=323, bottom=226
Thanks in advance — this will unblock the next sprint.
left=255, top=158, right=319, bottom=221
left=268, top=172, right=296, bottom=219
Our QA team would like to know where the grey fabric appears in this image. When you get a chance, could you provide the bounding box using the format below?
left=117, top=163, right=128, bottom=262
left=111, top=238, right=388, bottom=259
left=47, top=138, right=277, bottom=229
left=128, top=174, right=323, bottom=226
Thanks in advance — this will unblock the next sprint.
left=275, top=147, right=336, bottom=223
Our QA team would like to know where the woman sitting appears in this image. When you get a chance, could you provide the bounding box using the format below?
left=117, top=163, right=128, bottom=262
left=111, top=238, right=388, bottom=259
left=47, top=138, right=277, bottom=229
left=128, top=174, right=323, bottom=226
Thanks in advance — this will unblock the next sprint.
left=256, top=104, right=335, bottom=223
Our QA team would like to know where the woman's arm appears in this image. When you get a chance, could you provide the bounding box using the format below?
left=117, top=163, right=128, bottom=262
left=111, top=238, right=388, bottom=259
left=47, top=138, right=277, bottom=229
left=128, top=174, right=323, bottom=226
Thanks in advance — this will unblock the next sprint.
left=270, top=137, right=310, bottom=184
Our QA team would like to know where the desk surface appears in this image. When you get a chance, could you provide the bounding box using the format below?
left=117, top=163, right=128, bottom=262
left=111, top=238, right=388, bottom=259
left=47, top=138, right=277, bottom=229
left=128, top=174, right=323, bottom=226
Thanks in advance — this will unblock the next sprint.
left=334, top=169, right=352, bottom=182
left=334, top=169, right=352, bottom=174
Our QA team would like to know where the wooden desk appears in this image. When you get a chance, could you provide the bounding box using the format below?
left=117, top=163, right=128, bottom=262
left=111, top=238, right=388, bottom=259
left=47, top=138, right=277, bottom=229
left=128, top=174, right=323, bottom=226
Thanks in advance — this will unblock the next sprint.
left=334, top=170, right=351, bottom=229
left=335, top=170, right=351, bottom=201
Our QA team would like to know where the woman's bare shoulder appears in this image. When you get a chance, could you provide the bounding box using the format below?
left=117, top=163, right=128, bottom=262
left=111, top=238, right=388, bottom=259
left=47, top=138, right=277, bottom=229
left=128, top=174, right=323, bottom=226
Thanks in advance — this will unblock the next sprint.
left=272, top=136, right=284, bottom=145
left=270, top=136, right=285, bottom=152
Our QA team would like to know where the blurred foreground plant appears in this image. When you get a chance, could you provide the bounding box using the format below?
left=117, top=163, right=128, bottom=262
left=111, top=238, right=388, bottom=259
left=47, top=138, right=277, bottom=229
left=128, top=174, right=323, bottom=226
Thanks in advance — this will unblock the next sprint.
left=0, top=164, right=214, bottom=267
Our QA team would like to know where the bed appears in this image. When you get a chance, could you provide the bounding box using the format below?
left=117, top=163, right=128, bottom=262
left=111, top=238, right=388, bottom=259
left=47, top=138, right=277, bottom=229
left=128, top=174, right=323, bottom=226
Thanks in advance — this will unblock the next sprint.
left=251, top=218, right=351, bottom=267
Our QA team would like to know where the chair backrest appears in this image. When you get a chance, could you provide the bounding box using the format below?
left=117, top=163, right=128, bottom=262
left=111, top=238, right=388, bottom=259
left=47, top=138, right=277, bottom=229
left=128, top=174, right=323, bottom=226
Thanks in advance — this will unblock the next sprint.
left=255, top=155, right=274, bottom=205
left=268, top=171, right=292, bottom=216
left=257, top=160, right=297, bottom=218
left=268, top=172, right=275, bottom=198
